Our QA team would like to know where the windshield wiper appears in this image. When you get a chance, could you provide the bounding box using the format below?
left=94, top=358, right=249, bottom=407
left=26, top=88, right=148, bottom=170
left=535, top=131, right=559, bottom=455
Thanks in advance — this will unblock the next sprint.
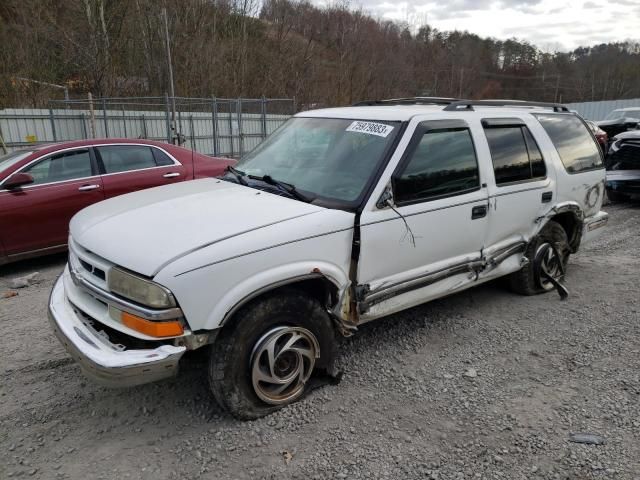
left=252, top=175, right=314, bottom=203
left=223, top=165, right=248, bottom=186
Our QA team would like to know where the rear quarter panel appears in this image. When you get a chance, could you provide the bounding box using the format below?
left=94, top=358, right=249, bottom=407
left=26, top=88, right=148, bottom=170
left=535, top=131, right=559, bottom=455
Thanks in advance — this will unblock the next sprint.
left=193, top=154, right=235, bottom=179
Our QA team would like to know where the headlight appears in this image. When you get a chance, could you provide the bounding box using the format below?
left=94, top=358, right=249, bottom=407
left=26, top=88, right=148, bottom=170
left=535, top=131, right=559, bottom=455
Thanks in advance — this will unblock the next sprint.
left=108, top=268, right=176, bottom=309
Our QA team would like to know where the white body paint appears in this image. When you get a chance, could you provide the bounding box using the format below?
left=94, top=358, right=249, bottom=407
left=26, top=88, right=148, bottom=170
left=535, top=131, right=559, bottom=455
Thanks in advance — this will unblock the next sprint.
left=49, top=103, right=608, bottom=386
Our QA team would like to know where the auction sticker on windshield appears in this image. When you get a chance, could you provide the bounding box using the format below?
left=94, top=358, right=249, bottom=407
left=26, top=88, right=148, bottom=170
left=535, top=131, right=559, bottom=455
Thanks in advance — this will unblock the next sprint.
left=346, top=121, right=394, bottom=138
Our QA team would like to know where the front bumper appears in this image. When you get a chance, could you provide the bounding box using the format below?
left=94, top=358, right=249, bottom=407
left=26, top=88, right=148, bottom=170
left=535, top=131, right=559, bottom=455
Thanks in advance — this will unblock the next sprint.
left=48, top=268, right=186, bottom=387
left=606, top=180, right=640, bottom=196
left=582, top=210, right=609, bottom=244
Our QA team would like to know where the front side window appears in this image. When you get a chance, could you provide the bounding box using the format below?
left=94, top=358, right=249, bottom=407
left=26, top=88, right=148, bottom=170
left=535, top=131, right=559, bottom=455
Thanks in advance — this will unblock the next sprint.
left=96, top=145, right=158, bottom=174
left=484, top=124, right=546, bottom=185
left=22, top=149, right=93, bottom=185
left=534, top=114, right=603, bottom=173
left=394, top=128, right=480, bottom=204
left=236, top=117, right=400, bottom=203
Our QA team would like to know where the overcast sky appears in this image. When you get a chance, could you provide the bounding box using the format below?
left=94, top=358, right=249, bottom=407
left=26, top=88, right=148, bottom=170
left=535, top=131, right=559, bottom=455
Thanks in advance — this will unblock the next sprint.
left=316, top=0, right=640, bottom=51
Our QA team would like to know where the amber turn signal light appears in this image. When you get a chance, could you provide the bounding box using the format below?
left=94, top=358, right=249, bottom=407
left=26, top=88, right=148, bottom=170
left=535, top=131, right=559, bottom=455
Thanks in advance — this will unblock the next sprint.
left=121, top=311, right=184, bottom=338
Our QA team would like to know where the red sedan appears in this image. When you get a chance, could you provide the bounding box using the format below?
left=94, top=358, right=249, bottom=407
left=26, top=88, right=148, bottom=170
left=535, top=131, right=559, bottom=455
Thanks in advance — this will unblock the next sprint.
left=0, top=139, right=235, bottom=265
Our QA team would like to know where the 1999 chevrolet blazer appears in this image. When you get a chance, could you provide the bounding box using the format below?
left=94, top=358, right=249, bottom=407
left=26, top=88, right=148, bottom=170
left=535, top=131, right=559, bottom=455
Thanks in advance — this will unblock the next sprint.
left=49, top=98, right=608, bottom=419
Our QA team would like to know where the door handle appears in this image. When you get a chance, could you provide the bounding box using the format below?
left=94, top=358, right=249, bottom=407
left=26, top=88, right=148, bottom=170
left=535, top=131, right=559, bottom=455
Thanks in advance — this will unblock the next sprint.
left=78, top=184, right=100, bottom=191
left=163, top=172, right=180, bottom=178
left=471, top=205, right=487, bottom=220
left=541, top=191, right=553, bottom=203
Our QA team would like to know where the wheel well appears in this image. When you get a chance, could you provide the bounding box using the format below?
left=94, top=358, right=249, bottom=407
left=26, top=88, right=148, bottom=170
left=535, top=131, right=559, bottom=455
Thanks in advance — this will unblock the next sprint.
left=221, top=275, right=341, bottom=329
left=549, top=212, right=582, bottom=252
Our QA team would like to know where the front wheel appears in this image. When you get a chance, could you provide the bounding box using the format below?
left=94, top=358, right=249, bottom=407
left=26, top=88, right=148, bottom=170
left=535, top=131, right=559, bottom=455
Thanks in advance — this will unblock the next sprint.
left=208, top=290, right=336, bottom=420
left=509, top=220, right=570, bottom=296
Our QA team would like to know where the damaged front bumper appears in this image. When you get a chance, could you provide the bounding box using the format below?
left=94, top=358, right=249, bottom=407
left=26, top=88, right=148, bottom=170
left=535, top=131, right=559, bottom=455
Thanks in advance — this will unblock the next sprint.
left=582, top=211, right=609, bottom=243
left=48, top=268, right=186, bottom=387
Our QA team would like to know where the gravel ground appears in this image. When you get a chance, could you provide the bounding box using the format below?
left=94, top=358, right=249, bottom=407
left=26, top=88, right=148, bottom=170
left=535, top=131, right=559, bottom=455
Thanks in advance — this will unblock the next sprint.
left=1, top=202, right=639, bottom=480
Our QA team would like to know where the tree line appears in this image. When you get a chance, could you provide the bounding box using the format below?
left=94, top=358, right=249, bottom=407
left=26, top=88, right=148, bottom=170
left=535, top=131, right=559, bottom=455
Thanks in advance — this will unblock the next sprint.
left=1, top=0, right=639, bottom=109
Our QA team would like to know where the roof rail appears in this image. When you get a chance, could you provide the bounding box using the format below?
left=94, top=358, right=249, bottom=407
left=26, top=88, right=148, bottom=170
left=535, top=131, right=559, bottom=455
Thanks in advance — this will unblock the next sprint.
left=443, top=99, right=570, bottom=112
left=353, top=97, right=460, bottom=107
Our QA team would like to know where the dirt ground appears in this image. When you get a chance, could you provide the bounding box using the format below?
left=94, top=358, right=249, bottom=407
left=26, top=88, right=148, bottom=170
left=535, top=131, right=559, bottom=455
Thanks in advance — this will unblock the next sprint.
left=1, top=202, right=639, bottom=480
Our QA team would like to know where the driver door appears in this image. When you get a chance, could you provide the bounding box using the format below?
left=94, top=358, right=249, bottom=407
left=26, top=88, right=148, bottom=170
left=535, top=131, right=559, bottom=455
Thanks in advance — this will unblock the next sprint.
left=0, top=148, right=103, bottom=257
left=357, top=119, right=490, bottom=320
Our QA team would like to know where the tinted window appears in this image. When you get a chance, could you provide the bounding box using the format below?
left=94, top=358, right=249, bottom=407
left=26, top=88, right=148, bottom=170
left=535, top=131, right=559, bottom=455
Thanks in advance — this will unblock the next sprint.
left=152, top=148, right=175, bottom=166
left=395, top=128, right=479, bottom=203
left=23, top=149, right=92, bottom=185
left=97, top=145, right=157, bottom=174
left=534, top=114, right=603, bottom=173
left=484, top=125, right=546, bottom=185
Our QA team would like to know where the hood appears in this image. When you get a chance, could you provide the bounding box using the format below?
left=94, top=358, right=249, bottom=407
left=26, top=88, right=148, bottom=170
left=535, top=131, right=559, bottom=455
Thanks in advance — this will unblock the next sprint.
left=596, top=117, right=639, bottom=127
left=70, top=178, right=327, bottom=276
left=612, top=130, right=640, bottom=141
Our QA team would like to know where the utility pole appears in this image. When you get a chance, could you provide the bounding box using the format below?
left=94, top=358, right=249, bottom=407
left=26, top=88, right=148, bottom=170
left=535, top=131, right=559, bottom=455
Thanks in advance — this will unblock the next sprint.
left=162, top=7, right=178, bottom=143
left=458, top=68, right=464, bottom=98
left=554, top=74, right=560, bottom=103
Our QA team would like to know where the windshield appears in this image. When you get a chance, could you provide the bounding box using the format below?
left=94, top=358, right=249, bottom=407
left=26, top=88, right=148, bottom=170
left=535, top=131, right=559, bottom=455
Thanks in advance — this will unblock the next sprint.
left=0, top=150, right=34, bottom=175
left=235, top=117, right=400, bottom=203
left=606, top=109, right=640, bottom=121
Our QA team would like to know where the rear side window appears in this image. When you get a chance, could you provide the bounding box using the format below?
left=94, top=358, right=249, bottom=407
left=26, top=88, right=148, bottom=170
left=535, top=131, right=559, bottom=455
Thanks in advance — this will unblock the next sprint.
left=152, top=148, right=175, bottom=166
left=394, top=128, right=480, bottom=203
left=483, top=124, right=546, bottom=185
left=534, top=114, right=603, bottom=173
left=97, top=145, right=157, bottom=174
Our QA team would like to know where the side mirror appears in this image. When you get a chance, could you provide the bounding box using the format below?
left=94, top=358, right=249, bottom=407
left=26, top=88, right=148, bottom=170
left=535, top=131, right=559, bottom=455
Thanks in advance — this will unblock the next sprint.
left=376, top=185, right=394, bottom=209
left=3, top=172, right=34, bottom=190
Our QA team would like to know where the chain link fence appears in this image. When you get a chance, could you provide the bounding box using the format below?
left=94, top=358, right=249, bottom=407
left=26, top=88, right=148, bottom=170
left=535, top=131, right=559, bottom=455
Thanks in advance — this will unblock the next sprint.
left=0, top=96, right=295, bottom=158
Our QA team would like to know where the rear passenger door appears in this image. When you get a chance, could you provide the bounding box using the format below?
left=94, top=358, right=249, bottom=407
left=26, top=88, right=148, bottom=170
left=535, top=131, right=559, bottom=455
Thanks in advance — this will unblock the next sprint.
left=96, top=144, right=186, bottom=199
left=479, top=117, right=556, bottom=256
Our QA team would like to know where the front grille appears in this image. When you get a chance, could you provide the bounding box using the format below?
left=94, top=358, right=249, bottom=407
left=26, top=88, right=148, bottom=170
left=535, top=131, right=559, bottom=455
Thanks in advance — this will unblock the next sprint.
left=607, top=145, right=640, bottom=171
left=79, top=258, right=106, bottom=281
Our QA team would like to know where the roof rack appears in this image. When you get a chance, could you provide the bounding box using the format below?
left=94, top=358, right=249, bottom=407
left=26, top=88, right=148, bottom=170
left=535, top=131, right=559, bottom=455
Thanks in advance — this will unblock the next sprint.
left=443, top=99, right=569, bottom=112
left=353, top=97, right=460, bottom=107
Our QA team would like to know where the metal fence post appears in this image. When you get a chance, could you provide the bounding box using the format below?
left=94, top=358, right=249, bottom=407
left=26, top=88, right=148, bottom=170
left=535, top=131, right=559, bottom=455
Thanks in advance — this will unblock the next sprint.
left=237, top=98, right=243, bottom=159
left=0, top=121, right=7, bottom=154
left=228, top=101, right=234, bottom=158
left=164, top=93, right=171, bottom=142
left=49, top=108, right=58, bottom=142
left=80, top=113, right=88, bottom=139
left=211, top=96, right=219, bottom=156
left=122, top=105, right=128, bottom=137
left=141, top=114, right=148, bottom=139
left=189, top=115, right=195, bottom=151
left=101, top=98, right=109, bottom=137
left=261, top=96, right=267, bottom=140
left=88, top=93, right=96, bottom=139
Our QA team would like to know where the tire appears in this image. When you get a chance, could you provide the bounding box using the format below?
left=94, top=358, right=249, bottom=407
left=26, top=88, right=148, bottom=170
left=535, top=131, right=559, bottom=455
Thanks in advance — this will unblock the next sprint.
left=509, top=220, right=570, bottom=296
left=606, top=189, right=629, bottom=203
left=208, top=289, right=337, bottom=420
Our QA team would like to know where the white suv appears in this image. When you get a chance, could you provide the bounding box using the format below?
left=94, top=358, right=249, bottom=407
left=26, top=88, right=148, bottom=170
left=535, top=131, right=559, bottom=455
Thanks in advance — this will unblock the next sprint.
left=49, top=98, right=608, bottom=419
